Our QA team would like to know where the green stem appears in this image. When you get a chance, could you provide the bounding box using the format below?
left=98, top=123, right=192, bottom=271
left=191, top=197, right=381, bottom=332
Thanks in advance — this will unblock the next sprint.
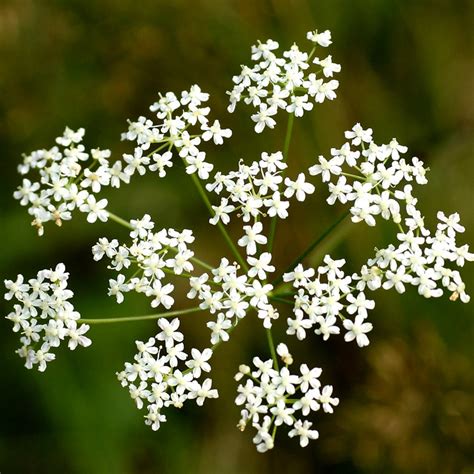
left=272, top=210, right=350, bottom=286
left=269, top=295, right=294, bottom=306
left=342, top=172, right=366, bottom=180
left=268, top=113, right=295, bottom=253
left=189, top=172, right=248, bottom=271
left=79, top=307, right=201, bottom=324
left=188, top=255, right=213, bottom=272
left=107, top=211, right=134, bottom=230
left=272, top=291, right=295, bottom=298
left=266, top=327, right=279, bottom=370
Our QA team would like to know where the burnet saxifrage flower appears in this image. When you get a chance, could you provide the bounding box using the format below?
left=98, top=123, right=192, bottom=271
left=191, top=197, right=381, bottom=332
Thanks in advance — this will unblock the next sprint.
left=5, top=29, right=472, bottom=452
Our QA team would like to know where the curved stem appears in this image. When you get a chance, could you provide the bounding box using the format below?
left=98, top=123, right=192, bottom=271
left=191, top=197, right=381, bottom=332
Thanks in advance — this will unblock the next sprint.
left=189, top=172, right=248, bottom=271
left=268, top=112, right=294, bottom=253
left=79, top=307, right=202, bottom=325
left=272, top=210, right=350, bottom=286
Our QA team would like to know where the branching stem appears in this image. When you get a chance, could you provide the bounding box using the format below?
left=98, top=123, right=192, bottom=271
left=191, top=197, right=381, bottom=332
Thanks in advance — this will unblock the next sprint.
left=272, top=210, right=350, bottom=286
left=189, top=172, right=248, bottom=271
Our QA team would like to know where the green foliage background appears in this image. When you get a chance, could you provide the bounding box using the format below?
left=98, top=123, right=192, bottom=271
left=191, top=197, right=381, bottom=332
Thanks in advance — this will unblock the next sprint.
left=0, top=1, right=473, bottom=473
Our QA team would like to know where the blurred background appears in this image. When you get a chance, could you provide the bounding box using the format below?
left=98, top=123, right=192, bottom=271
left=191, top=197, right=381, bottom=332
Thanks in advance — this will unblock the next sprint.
left=0, top=0, right=473, bottom=472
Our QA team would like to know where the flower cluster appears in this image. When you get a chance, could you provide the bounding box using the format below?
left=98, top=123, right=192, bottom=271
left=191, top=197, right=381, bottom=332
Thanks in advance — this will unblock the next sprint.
left=188, top=256, right=279, bottom=343
left=359, top=211, right=473, bottom=303
left=122, top=84, right=231, bottom=181
left=6, top=27, right=473, bottom=456
left=117, top=318, right=218, bottom=430
left=284, top=256, right=374, bottom=347
left=309, top=123, right=428, bottom=227
left=4, top=263, right=91, bottom=371
left=13, top=127, right=123, bottom=235
left=235, top=344, right=338, bottom=452
left=207, top=151, right=315, bottom=231
left=228, top=30, right=340, bottom=132
left=92, top=214, right=195, bottom=308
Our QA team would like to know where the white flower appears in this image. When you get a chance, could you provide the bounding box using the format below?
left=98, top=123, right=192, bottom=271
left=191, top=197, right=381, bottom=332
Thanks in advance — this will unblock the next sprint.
left=207, top=313, right=232, bottom=344
left=147, top=281, right=175, bottom=309
left=271, top=400, right=295, bottom=426
left=287, top=310, right=313, bottom=340
left=283, top=264, right=315, bottom=286
left=32, top=343, right=56, bottom=372
left=56, top=127, right=85, bottom=146
left=343, top=314, right=373, bottom=347
left=306, top=29, right=332, bottom=47
left=156, top=318, right=183, bottom=349
left=185, top=152, right=214, bottom=180
left=192, top=378, right=219, bottom=406
left=288, top=420, right=319, bottom=447
left=4, top=274, right=29, bottom=301
left=80, top=195, right=109, bottom=223
left=318, top=385, right=339, bottom=413
left=67, top=322, right=92, bottom=350
left=257, top=304, right=279, bottom=329
left=345, top=123, right=373, bottom=145
left=383, top=266, right=412, bottom=293
left=272, top=367, right=300, bottom=395
left=264, top=192, right=290, bottom=219
left=314, top=55, right=341, bottom=77
left=202, top=120, right=232, bottom=145
left=346, top=292, right=375, bottom=318
left=299, top=364, right=322, bottom=392
left=238, top=222, right=267, bottom=256
left=284, top=173, right=315, bottom=201
left=247, top=280, right=273, bottom=307
left=251, top=104, right=277, bottom=133
left=286, top=94, right=313, bottom=117
left=327, top=176, right=352, bottom=205
left=123, top=147, right=150, bottom=176
left=437, top=211, right=465, bottom=237
left=149, top=151, right=173, bottom=177
left=314, top=315, right=340, bottom=341
left=108, top=274, right=129, bottom=304
left=247, top=252, right=275, bottom=280
left=210, top=199, right=235, bottom=225
left=130, top=214, right=154, bottom=239
left=309, top=154, right=344, bottom=182
left=186, top=348, right=213, bottom=377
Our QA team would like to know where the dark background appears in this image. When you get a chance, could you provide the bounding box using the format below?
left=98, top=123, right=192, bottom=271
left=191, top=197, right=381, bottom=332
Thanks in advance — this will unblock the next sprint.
left=0, top=1, right=473, bottom=473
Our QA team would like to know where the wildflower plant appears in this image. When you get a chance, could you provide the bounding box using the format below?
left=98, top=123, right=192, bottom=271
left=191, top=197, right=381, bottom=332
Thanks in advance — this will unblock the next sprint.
left=5, top=29, right=473, bottom=453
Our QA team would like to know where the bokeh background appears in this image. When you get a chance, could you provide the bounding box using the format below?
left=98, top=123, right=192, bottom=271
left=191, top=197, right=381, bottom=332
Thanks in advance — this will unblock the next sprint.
left=1, top=0, right=473, bottom=473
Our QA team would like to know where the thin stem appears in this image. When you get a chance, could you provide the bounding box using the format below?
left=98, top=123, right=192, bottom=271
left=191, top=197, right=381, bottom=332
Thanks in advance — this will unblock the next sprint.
left=188, top=255, right=213, bottom=272
left=79, top=307, right=202, bottom=325
left=266, top=327, right=279, bottom=370
left=268, top=112, right=295, bottom=253
left=272, top=291, right=295, bottom=298
left=108, top=211, right=134, bottom=230
left=341, top=172, right=365, bottom=180
left=189, top=172, right=248, bottom=271
left=273, top=210, right=350, bottom=286
left=269, top=295, right=294, bottom=306
left=282, top=114, right=295, bottom=170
